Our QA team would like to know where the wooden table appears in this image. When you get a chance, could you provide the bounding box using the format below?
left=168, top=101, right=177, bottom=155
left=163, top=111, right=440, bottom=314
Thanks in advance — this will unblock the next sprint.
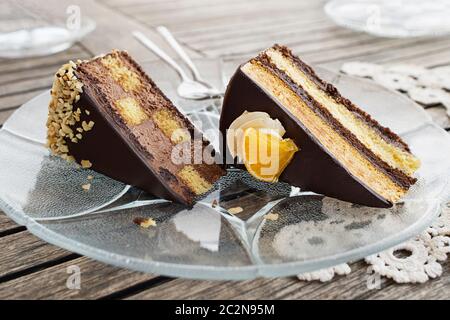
left=0, top=0, right=449, bottom=299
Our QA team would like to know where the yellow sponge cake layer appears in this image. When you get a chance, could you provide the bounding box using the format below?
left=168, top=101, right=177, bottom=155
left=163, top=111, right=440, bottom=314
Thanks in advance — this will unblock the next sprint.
left=114, top=97, right=148, bottom=125
left=101, top=55, right=141, bottom=92
left=178, top=165, right=213, bottom=195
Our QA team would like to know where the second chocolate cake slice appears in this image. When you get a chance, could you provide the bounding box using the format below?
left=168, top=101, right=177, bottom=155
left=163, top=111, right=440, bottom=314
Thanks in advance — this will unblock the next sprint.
left=220, top=45, right=420, bottom=208
left=47, top=50, right=225, bottom=205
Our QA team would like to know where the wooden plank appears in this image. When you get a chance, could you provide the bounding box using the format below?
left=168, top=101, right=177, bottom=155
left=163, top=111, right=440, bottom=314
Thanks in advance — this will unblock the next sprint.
left=0, top=256, right=158, bottom=299
left=0, top=231, right=73, bottom=279
left=185, top=19, right=336, bottom=50
left=131, top=1, right=320, bottom=27
left=0, top=65, right=63, bottom=86
left=126, top=261, right=370, bottom=300
left=100, top=0, right=161, bottom=7
left=0, top=88, right=49, bottom=111
left=319, top=49, right=450, bottom=73
left=175, top=15, right=330, bottom=44
left=0, top=75, right=54, bottom=99
left=0, top=108, right=17, bottom=126
left=347, top=41, right=450, bottom=68
left=172, top=8, right=323, bottom=40
left=125, top=277, right=295, bottom=300
left=0, top=46, right=89, bottom=74
left=277, top=261, right=389, bottom=300
left=74, top=0, right=202, bottom=61
left=107, top=0, right=450, bottom=67
left=207, top=28, right=373, bottom=57
left=301, top=37, right=450, bottom=65
left=191, top=20, right=342, bottom=52
left=99, top=0, right=232, bottom=9
left=131, top=2, right=323, bottom=35
left=0, top=46, right=90, bottom=115
left=103, top=0, right=158, bottom=7
left=0, top=212, right=20, bottom=234
left=122, top=0, right=314, bottom=16
left=386, top=50, right=450, bottom=68
left=118, top=0, right=265, bottom=15
left=127, top=260, right=450, bottom=300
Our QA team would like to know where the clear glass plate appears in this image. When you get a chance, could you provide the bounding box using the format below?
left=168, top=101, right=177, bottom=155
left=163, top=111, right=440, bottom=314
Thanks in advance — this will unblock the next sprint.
left=0, top=59, right=449, bottom=280
left=324, top=0, right=450, bottom=38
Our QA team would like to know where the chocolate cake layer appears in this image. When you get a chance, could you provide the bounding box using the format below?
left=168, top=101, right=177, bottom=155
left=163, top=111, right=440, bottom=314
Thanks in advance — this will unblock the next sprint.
left=47, top=51, right=224, bottom=205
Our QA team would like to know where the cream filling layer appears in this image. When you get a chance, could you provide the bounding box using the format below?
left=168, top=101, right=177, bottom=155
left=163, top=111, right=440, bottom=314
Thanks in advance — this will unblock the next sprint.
left=265, top=48, right=420, bottom=177
left=242, top=61, right=406, bottom=203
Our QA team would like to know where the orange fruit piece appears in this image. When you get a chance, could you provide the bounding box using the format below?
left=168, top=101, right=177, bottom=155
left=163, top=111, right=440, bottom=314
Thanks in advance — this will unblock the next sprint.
left=243, top=127, right=298, bottom=182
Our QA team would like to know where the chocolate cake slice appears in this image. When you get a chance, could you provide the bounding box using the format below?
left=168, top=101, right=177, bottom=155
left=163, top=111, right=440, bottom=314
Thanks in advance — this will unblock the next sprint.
left=47, top=50, right=225, bottom=205
left=220, top=45, right=420, bottom=208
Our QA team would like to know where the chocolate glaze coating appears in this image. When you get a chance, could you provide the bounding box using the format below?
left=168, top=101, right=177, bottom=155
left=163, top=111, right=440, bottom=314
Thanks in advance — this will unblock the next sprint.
left=220, top=68, right=392, bottom=208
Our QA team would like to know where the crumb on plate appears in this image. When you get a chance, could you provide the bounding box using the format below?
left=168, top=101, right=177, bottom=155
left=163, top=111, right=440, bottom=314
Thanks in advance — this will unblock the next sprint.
left=264, top=213, right=279, bottom=221
left=227, top=206, right=243, bottom=215
left=133, top=217, right=157, bottom=228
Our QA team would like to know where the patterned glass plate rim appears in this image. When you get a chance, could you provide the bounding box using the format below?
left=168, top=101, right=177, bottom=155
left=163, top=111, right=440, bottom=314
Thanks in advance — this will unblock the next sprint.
left=0, top=195, right=443, bottom=279
left=0, top=59, right=449, bottom=280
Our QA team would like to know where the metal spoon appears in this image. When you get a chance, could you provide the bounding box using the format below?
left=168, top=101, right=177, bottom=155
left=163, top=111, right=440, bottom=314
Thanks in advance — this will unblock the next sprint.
left=156, top=26, right=221, bottom=92
left=133, top=31, right=223, bottom=100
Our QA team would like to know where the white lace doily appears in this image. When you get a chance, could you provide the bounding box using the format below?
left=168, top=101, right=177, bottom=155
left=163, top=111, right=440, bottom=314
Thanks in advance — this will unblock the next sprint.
left=298, top=185, right=450, bottom=284
left=297, top=263, right=351, bottom=282
left=341, top=61, right=450, bottom=115
left=364, top=203, right=450, bottom=283
left=297, top=62, right=450, bottom=283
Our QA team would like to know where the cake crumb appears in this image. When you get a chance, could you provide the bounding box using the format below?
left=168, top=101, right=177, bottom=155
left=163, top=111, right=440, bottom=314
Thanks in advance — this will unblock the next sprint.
left=87, top=175, right=93, bottom=180
left=228, top=206, right=243, bottom=215
left=211, top=199, right=218, bottom=208
left=81, top=160, right=92, bottom=168
left=264, top=213, right=279, bottom=221
left=82, top=120, right=95, bottom=131
left=82, top=183, right=91, bottom=191
left=133, top=217, right=157, bottom=228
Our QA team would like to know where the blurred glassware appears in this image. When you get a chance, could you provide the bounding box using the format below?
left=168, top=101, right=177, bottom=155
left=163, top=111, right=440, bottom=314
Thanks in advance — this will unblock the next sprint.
left=0, top=0, right=95, bottom=59
left=325, top=0, right=450, bottom=38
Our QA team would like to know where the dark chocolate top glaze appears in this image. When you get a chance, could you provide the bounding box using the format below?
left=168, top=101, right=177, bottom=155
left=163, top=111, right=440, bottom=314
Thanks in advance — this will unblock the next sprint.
left=220, top=68, right=393, bottom=208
